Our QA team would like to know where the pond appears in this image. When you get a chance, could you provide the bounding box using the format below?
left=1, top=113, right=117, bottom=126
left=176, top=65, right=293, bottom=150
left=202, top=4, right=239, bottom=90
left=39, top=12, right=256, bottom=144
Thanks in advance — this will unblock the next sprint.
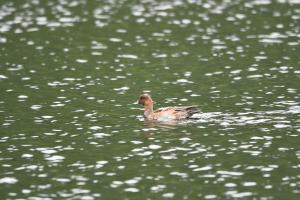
left=0, top=0, right=300, bottom=199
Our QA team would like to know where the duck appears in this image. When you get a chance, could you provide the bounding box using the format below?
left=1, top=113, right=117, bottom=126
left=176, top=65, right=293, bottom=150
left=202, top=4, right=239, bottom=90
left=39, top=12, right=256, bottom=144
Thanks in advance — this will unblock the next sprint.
left=137, top=94, right=199, bottom=120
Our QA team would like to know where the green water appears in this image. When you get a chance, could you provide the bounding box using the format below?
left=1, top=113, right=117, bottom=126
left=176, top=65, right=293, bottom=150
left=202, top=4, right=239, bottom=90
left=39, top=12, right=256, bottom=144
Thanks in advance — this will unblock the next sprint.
left=1, top=0, right=300, bottom=199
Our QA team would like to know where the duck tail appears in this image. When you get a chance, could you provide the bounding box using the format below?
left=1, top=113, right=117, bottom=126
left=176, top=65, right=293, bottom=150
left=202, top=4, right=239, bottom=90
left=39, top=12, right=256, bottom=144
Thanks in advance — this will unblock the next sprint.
left=186, top=106, right=200, bottom=119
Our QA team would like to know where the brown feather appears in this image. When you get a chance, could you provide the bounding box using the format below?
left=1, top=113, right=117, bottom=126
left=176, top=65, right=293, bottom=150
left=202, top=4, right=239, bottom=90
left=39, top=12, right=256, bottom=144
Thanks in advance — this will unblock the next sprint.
left=137, top=94, right=200, bottom=120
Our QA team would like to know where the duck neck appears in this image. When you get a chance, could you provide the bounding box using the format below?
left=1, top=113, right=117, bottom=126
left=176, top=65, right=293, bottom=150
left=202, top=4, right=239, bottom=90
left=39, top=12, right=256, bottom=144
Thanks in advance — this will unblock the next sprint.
left=144, top=105, right=153, bottom=117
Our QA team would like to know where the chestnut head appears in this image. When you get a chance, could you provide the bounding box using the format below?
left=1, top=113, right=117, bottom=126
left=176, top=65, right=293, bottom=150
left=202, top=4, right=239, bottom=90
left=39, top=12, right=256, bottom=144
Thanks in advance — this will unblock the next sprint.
left=138, top=94, right=153, bottom=106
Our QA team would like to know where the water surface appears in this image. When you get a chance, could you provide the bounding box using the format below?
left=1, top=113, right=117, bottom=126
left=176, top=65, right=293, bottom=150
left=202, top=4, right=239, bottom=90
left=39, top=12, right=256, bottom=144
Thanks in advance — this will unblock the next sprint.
left=0, top=0, right=300, bottom=199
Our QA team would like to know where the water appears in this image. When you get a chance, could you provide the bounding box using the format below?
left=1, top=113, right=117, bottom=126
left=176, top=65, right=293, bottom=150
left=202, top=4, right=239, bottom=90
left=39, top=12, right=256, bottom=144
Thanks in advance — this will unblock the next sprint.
left=1, top=0, right=300, bottom=199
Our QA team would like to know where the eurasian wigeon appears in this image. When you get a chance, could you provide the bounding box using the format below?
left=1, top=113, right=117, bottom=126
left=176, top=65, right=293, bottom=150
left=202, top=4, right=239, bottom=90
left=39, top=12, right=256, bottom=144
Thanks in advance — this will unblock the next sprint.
left=137, top=94, right=199, bottom=120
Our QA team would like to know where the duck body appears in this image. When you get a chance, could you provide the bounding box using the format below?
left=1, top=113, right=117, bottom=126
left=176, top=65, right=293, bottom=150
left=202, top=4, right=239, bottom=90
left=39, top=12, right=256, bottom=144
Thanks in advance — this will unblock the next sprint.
left=138, top=94, right=199, bottom=121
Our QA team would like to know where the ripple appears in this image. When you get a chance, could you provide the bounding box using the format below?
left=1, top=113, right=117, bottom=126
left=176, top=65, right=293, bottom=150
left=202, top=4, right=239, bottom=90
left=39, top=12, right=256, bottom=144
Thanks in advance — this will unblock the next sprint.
left=0, top=74, right=8, bottom=79
left=193, top=166, right=212, bottom=172
left=148, top=144, right=161, bottom=150
left=36, top=148, right=57, bottom=154
left=55, top=178, right=71, bottom=183
left=162, top=193, right=175, bottom=198
left=0, top=177, right=18, bottom=184
left=18, top=95, right=28, bottom=99
left=89, top=126, right=103, bottom=130
left=151, top=184, right=166, bottom=193
left=259, top=32, right=286, bottom=44
left=76, top=59, right=88, bottom=63
left=205, top=194, right=217, bottom=199
left=124, top=187, right=139, bottom=192
left=217, top=171, right=244, bottom=176
left=45, top=155, right=65, bottom=162
left=21, top=153, right=33, bottom=158
left=229, top=192, right=253, bottom=198
left=113, top=86, right=130, bottom=94
left=111, top=180, right=123, bottom=188
left=170, top=171, right=188, bottom=178
left=243, top=182, right=257, bottom=187
left=118, top=54, right=138, bottom=59
left=41, top=115, right=54, bottom=119
left=224, top=183, right=237, bottom=187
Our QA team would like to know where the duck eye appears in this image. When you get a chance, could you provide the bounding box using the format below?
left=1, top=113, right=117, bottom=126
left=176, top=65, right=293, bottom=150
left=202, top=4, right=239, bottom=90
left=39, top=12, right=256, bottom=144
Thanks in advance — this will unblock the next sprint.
left=138, top=97, right=144, bottom=104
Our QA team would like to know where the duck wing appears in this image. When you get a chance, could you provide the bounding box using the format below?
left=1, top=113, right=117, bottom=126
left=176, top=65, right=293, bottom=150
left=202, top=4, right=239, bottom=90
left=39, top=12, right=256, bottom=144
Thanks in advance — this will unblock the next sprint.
left=154, top=106, right=200, bottom=119
left=154, top=107, right=173, bottom=113
left=174, top=106, right=200, bottom=118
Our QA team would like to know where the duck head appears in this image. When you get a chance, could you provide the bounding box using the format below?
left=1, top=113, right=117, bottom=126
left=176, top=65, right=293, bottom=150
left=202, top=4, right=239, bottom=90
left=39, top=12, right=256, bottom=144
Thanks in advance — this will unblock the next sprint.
left=138, top=94, right=154, bottom=106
